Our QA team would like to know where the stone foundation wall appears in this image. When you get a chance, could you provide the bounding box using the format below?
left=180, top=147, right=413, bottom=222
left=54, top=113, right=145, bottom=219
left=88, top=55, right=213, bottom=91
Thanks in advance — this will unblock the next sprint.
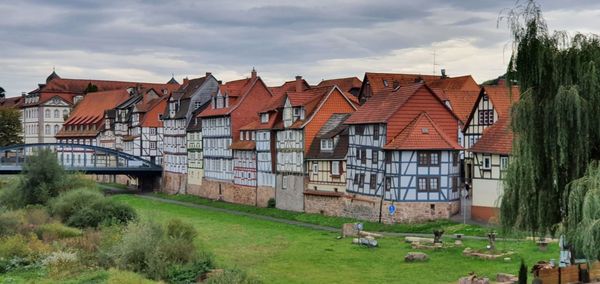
left=190, top=179, right=255, bottom=206
left=304, top=192, right=460, bottom=224
left=257, top=186, right=275, bottom=208
left=162, top=172, right=186, bottom=194
left=471, top=205, right=499, bottom=224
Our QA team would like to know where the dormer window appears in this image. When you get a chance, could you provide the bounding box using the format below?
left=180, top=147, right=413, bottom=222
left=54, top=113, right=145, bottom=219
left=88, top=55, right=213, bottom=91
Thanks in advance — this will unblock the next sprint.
left=383, top=79, right=388, bottom=87
left=240, top=131, right=245, bottom=140
left=321, top=139, right=334, bottom=151
left=260, top=113, right=269, bottom=123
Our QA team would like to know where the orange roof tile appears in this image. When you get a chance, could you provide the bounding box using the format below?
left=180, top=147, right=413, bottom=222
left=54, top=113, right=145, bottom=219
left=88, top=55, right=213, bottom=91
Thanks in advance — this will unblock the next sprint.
left=317, top=77, right=362, bottom=92
left=427, top=75, right=480, bottom=92
left=140, top=97, right=167, bottom=128
left=384, top=112, right=462, bottom=150
left=364, top=72, right=442, bottom=97
left=199, top=78, right=255, bottom=118
left=269, top=78, right=310, bottom=97
left=443, top=90, right=480, bottom=123
left=470, top=118, right=513, bottom=155
left=64, top=89, right=130, bottom=126
left=229, top=140, right=256, bottom=150
left=484, top=85, right=520, bottom=118
left=346, top=83, right=425, bottom=124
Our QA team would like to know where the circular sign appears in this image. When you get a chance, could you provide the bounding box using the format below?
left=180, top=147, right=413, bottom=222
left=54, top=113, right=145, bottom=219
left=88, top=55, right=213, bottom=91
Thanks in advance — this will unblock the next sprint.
left=355, top=223, right=364, bottom=231
left=388, top=204, right=396, bottom=215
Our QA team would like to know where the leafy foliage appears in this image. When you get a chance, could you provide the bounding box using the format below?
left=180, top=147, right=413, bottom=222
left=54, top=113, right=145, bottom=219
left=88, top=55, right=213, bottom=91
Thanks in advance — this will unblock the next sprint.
left=0, top=108, right=23, bottom=146
left=501, top=0, right=600, bottom=250
left=15, top=149, right=66, bottom=207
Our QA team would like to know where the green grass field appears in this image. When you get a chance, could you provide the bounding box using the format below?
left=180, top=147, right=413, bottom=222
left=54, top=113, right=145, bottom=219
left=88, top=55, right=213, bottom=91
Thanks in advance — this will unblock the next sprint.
left=114, top=195, right=556, bottom=284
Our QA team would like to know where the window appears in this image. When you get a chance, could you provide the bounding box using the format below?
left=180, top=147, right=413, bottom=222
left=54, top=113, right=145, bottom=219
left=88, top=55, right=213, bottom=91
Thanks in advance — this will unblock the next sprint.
left=45, top=124, right=50, bottom=135
left=370, top=174, right=377, bottom=190
left=373, top=126, right=379, bottom=140
left=452, top=176, right=459, bottom=192
left=359, top=174, right=365, bottom=188
left=418, top=151, right=440, bottom=166
left=312, top=162, right=318, bottom=175
left=355, top=125, right=364, bottom=135
left=482, top=155, right=492, bottom=170
left=282, top=176, right=288, bottom=190
left=45, top=109, right=50, bottom=118
left=63, top=110, right=68, bottom=119
left=500, top=156, right=509, bottom=170
left=321, top=139, right=334, bottom=151
left=54, top=109, right=59, bottom=118
left=385, top=152, right=392, bottom=164
left=260, top=113, right=269, bottom=123
left=418, top=177, right=440, bottom=192
left=150, top=128, right=156, bottom=135
left=331, top=161, right=340, bottom=176
left=150, top=142, right=157, bottom=149
left=354, top=173, right=359, bottom=185
left=478, top=109, right=494, bottom=125
left=373, top=151, right=379, bottom=164
left=385, top=177, right=392, bottom=192
left=54, top=125, right=59, bottom=134
left=453, top=152, right=459, bottom=167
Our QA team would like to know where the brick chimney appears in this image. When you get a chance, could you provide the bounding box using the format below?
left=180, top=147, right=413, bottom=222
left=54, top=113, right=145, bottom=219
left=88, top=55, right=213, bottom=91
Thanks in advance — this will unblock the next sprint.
left=251, top=68, right=257, bottom=80
left=183, top=77, right=189, bottom=85
left=206, top=72, right=212, bottom=77
left=295, top=75, right=303, bottom=92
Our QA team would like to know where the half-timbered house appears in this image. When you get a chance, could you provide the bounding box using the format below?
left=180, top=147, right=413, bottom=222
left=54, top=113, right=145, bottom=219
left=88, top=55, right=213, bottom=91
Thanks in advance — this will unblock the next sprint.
left=317, top=77, right=362, bottom=98
left=272, top=84, right=357, bottom=211
left=161, top=74, right=219, bottom=193
left=462, top=86, right=519, bottom=184
left=345, top=83, right=463, bottom=223
left=469, top=119, right=513, bottom=222
left=186, top=104, right=211, bottom=192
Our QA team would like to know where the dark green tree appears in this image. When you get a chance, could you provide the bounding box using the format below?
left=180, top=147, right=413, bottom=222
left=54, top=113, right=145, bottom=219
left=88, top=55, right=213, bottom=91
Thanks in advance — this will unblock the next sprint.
left=84, top=83, right=98, bottom=93
left=518, top=259, right=528, bottom=284
left=501, top=1, right=600, bottom=259
left=18, top=148, right=66, bottom=206
left=0, top=86, right=5, bottom=98
left=0, top=108, right=23, bottom=146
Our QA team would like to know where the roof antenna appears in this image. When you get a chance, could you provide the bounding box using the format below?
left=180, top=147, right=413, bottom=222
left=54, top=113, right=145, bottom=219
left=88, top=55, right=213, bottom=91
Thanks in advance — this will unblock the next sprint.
left=53, top=66, right=56, bottom=72
left=432, top=49, right=438, bottom=75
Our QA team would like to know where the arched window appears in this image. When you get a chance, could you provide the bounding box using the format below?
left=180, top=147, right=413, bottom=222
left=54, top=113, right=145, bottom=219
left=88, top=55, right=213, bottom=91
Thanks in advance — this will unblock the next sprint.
left=45, top=125, right=50, bottom=135
left=63, top=110, right=68, bottom=119
left=54, top=125, right=59, bottom=134
left=54, top=110, right=59, bottom=118
left=45, top=109, right=50, bottom=118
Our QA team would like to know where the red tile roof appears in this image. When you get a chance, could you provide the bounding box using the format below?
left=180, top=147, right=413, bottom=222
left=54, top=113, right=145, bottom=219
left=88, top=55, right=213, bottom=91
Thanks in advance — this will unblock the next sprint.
left=346, top=83, right=425, bottom=124
left=470, top=118, right=513, bottom=155
left=0, top=97, right=23, bottom=108
left=484, top=85, right=520, bottom=118
left=363, top=72, right=442, bottom=97
left=443, top=90, right=480, bottom=123
left=198, top=78, right=255, bottom=118
left=427, top=75, right=480, bottom=92
left=317, top=77, right=362, bottom=92
left=57, top=89, right=130, bottom=138
left=229, top=140, right=256, bottom=150
left=384, top=112, right=461, bottom=150
left=268, top=77, right=310, bottom=97
left=140, top=96, right=167, bottom=128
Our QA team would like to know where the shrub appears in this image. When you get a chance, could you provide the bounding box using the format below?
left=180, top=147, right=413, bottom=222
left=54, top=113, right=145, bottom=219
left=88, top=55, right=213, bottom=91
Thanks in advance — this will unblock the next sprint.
left=17, top=149, right=66, bottom=207
left=0, top=210, right=23, bottom=236
left=107, top=268, right=158, bottom=284
left=0, top=234, right=51, bottom=260
left=205, top=269, right=261, bottom=284
left=113, top=220, right=164, bottom=273
left=166, top=218, right=197, bottom=241
left=159, top=237, right=197, bottom=264
left=42, top=251, right=79, bottom=278
left=50, top=189, right=137, bottom=228
left=267, top=198, right=276, bottom=208
left=0, top=183, right=23, bottom=210
left=36, top=223, right=82, bottom=242
left=165, top=254, right=213, bottom=284
left=22, top=206, right=51, bottom=226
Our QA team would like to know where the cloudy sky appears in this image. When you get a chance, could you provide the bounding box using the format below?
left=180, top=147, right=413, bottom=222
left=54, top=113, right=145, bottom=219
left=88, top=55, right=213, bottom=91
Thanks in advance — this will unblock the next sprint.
left=1, top=0, right=599, bottom=96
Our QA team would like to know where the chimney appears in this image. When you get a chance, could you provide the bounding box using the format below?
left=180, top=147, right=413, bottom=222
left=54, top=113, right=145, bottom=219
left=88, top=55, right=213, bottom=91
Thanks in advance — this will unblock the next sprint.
left=441, top=69, right=447, bottom=78
left=295, top=75, right=303, bottom=92
left=21, top=92, right=26, bottom=97
left=206, top=72, right=212, bottom=77
left=183, top=77, right=189, bottom=85
left=251, top=68, right=257, bottom=80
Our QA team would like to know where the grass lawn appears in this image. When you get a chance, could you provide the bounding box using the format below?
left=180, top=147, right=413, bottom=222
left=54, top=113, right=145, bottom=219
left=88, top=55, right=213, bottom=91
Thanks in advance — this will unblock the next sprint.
left=115, top=195, right=555, bottom=284
left=152, top=193, right=498, bottom=237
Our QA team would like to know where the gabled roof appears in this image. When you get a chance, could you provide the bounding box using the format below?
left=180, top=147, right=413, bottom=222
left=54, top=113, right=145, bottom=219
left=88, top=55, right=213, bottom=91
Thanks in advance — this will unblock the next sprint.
left=229, top=140, right=256, bottom=150
left=198, top=77, right=259, bottom=118
left=427, top=75, right=480, bottom=92
left=362, top=72, right=442, bottom=97
left=306, top=113, right=351, bottom=160
left=470, top=118, right=513, bottom=155
left=140, top=97, right=168, bottom=128
left=443, top=90, right=480, bottom=123
left=346, top=83, right=425, bottom=124
left=0, top=96, right=23, bottom=108
left=172, top=76, right=207, bottom=100
left=317, top=77, right=362, bottom=93
left=35, top=77, right=178, bottom=95
left=463, top=85, right=520, bottom=131
left=268, top=78, right=311, bottom=97
left=384, top=112, right=462, bottom=150
left=64, top=89, right=130, bottom=126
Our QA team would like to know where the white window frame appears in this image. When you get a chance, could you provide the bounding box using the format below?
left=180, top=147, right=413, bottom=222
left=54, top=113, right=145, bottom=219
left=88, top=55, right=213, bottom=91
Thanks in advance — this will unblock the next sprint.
left=260, top=113, right=269, bottom=123
left=320, top=139, right=333, bottom=151
left=482, top=155, right=492, bottom=170
left=312, top=162, right=318, bottom=176
left=331, top=161, right=340, bottom=176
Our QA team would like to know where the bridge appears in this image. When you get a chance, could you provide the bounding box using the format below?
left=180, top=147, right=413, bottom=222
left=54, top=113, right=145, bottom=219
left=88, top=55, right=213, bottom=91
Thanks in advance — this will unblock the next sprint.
left=0, top=143, right=162, bottom=191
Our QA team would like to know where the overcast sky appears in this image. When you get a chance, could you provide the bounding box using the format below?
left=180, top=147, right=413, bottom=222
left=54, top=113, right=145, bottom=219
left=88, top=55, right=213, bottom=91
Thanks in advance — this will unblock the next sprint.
left=1, top=0, right=599, bottom=97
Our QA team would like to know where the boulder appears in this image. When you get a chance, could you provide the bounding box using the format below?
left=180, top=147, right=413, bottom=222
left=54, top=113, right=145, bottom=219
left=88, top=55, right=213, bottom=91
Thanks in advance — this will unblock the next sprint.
left=404, top=252, right=428, bottom=262
left=352, top=238, right=378, bottom=247
left=496, top=273, right=518, bottom=283
left=458, top=275, right=490, bottom=284
left=405, top=236, right=434, bottom=244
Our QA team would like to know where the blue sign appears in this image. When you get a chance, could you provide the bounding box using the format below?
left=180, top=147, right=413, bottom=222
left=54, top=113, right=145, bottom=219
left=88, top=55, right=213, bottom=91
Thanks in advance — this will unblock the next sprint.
left=388, top=204, right=396, bottom=215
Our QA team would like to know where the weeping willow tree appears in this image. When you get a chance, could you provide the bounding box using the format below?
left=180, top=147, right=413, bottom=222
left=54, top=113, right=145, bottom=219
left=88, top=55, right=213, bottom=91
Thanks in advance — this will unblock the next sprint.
left=500, top=1, right=600, bottom=259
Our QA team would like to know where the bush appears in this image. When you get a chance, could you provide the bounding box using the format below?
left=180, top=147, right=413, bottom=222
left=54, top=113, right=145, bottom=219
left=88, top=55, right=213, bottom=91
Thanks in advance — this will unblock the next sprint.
left=0, top=210, right=23, bottom=236
left=167, top=218, right=197, bottom=241
left=36, top=223, right=82, bottom=242
left=267, top=198, right=276, bottom=208
left=205, top=269, right=261, bottom=284
left=113, top=220, right=164, bottom=274
left=22, top=206, right=51, bottom=226
left=166, top=255, right=213, bottom=284
left=17, top=149, right=66, bottom=207
left=0, top=183, right=23, bottom=210
left=107, top=268, right=158, bottom=284
left=42, top=251, right=80, bottom=278
left=50, top=189, right=137, bottom=228
left=0, top=234, right=51, bottom=260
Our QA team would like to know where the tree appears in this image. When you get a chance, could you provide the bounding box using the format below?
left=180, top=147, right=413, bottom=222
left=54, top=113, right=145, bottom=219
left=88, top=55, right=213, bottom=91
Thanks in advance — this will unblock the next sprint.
left=0, top=108, right=23, bottom=146
left=84, top=83, right=98, bottom=93
left=501, top=1, right=600, bottom=259
left=18, top=148, right=66, bottom=206
left=0, top=86, right=5, bottom=99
